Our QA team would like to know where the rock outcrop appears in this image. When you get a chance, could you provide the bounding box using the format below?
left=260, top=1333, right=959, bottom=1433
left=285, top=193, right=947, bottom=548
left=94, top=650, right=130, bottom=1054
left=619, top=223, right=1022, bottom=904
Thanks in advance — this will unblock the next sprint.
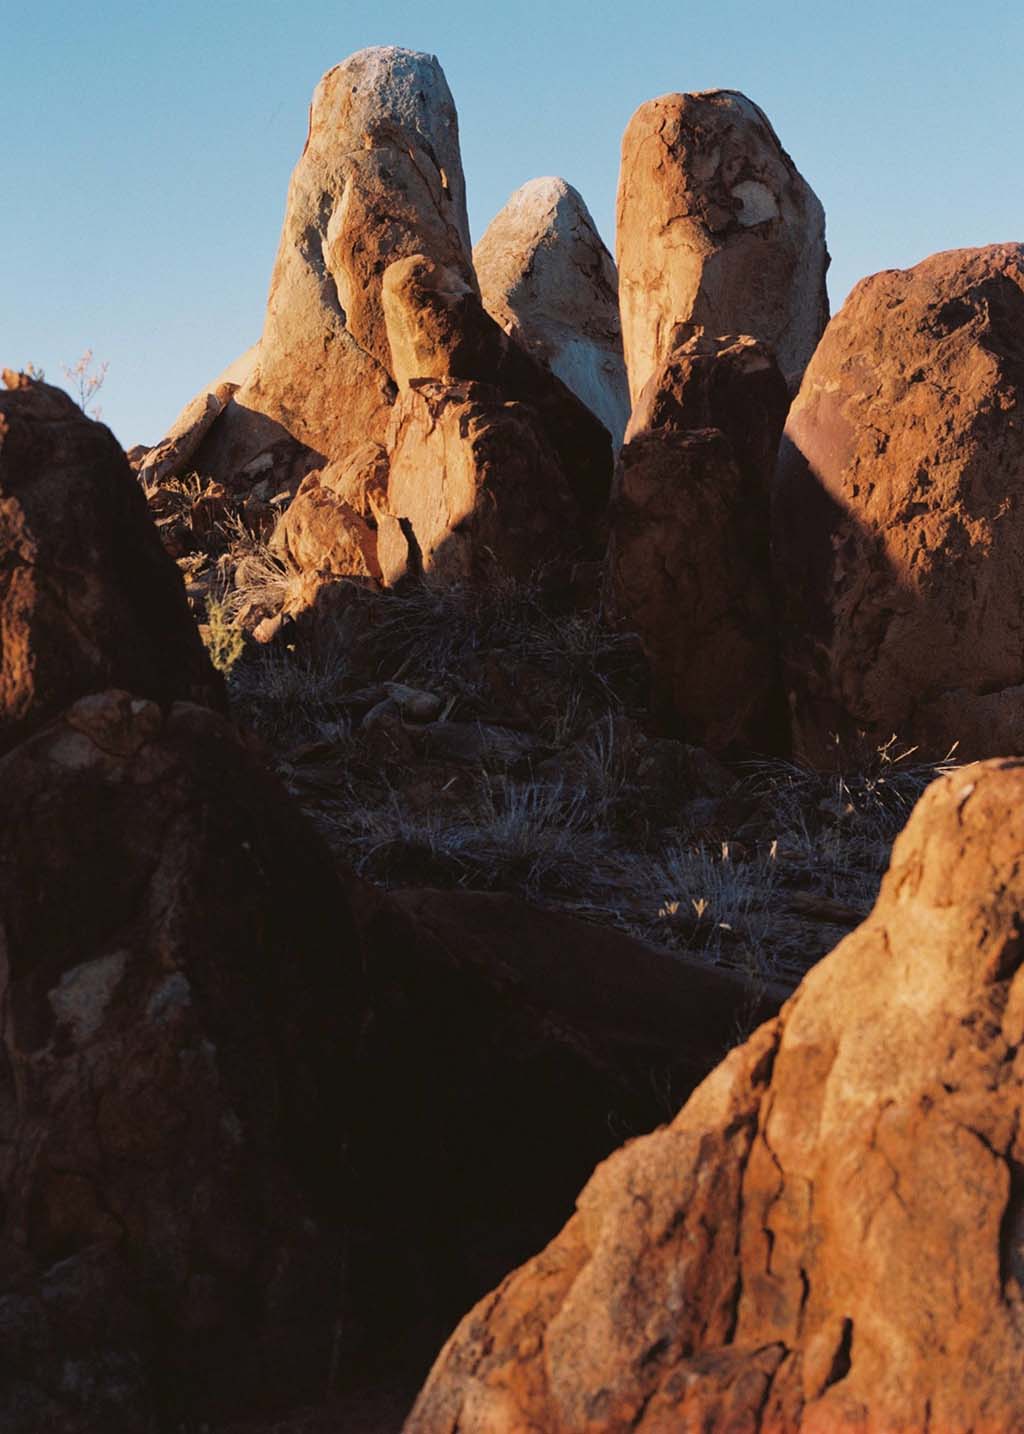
left=0, top=691, right=362, bottom=1429
left=774, top=243, right=1024, bottom=764
left=604, top=333, right=788, bottom=751
left=474, top=177, right=630, bottom=446
left=137, top=378, right=237, bottom=487
left=616, top=89, right=829, bottom=402
left=160, top=47, right=475, bottom=493
left=407, top=757, right=1024, bottom=1432
left=383, top=379, right=577, bottom=582
left=378, top=253, right=614, bottom=579
left=0, top=374, right=223, bottom=753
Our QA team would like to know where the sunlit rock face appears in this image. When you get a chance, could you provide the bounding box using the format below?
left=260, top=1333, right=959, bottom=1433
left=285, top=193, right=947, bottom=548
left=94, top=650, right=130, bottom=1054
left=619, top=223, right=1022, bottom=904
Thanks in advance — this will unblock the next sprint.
left=774, top=243, right=1024, bottom=763
left=407, top=756, right=1024, bottom=1433
left=168, top=46, right=477, bottom=489
left=475, top=177, right=630, bottom=447
left=616, top=88, right=829, bottom=403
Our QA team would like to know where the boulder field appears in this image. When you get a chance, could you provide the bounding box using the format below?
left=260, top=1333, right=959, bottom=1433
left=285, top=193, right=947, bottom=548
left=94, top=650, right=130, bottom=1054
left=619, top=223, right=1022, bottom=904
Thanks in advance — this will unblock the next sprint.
left=0, top=375, right=785, bottom=1428
left=10, top=33, right=1024, bottom=1434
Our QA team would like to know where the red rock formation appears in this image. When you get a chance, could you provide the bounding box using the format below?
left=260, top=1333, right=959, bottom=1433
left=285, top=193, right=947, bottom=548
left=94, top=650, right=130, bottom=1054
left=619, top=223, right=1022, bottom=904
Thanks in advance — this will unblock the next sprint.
left=383, top=379, right=576, bottom=582
left=407, top=757, right=1024, bottom=1432
left=270, top=471, right=382, bottom=581
left=604, top=334, right=788, bottom=752
left=0, top=374, right=223, bottom=753
left=0, top=691, right=363, bottom=1429
left=616, top=89, right=829, bottom=402
left=158, top=46, right=475, bottom=491
left=774, top=243, right=1024, bottom=763
left=382, top=252, right=613, bottom=531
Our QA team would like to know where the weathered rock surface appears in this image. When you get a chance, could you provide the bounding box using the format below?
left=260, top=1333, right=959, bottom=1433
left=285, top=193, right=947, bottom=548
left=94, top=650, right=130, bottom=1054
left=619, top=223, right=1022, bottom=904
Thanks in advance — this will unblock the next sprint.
left=384, top=379, right=577, bottom=582
left=154, top=47, right=473, bottom=501
left=318, top=441, right=390, bottom=519
left=474, top=177, right=630, bottom=446
left=774, top=243, right=1024, bottom=764
left=0, top=375, right=223, bottom=753
left=408, top=757, right=1024, bottom=1432
left=237, top=47, right=473, bottom=460
left=0, top=691, right=362, bottom=1430
left=137, top=378, right=237, bottom=486
left=270, top=471, right=382, bottom=580
left=382, top=253, right=613, bottom=528
left=604, top=335, right=787, bottom=751
left=616, top=89, right=829, bottom=402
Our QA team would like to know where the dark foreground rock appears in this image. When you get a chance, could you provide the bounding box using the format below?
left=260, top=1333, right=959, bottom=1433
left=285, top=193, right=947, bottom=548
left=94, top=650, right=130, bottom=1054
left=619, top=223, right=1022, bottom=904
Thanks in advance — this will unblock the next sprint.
left=0, top=691, right=361, bottom=1431
left=0, top=691, right=782, bottom=1430
left=0, top=374, right=224, bottom=753
left=407, top=757, right=1024, bottom=1431
left=345, top=880, right=786, bottom=1394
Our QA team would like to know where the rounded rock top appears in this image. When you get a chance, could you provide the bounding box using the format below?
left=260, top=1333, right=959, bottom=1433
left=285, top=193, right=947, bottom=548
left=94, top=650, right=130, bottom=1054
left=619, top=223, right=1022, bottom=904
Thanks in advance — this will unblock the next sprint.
left=312, top=45, right=460, bottom=145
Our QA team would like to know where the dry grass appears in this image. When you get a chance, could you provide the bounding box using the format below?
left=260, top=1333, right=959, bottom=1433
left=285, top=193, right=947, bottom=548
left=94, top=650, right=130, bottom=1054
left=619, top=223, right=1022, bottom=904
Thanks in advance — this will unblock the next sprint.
left=139, top=474, right=959, bottom=990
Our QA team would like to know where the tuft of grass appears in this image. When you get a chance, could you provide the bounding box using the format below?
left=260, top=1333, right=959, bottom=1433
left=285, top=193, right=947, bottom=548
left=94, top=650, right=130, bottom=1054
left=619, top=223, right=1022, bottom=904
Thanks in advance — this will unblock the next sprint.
left=203, top=597, right=246, bottom=674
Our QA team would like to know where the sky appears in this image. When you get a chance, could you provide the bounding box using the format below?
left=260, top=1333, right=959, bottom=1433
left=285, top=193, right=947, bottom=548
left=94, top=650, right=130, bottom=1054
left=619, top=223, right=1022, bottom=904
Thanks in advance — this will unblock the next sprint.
left=5, top=0, right=1023, bottom=446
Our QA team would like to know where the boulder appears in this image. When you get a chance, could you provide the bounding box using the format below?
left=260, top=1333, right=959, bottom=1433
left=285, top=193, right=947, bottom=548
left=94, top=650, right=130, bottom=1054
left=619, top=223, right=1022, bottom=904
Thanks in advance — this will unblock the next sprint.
left=318, top=441, right=390, bottom=519
left=269, top=473, right=382, bottom=581
left=474, top=177, right=630, bottom=446
left=604, top=335, right=788, bottom=752
left=616, top=89, right=829, bottom=402
left=0, top=375, right=223, bottom=754
left=383, top=379, right=577, bottom=583
left=0, top=691, right=363, bottom=1429
left=774, top=243, right=1024, bottom=764
left=407, top=757, right=1024, bottom=1433
left=137, top=378, right=236, bottom=486
left=381, top=253, right=614, bottom=538
left=232, top=48, right=473, bottom=465
left=161, top=47, right=474, bottom=501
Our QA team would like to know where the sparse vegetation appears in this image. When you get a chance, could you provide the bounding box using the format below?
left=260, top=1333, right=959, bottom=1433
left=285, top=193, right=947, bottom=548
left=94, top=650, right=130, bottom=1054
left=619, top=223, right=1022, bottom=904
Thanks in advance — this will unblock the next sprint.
left=61, top=347, right=109, bottom=418
left=203, top=596, right=247, bottom=674
left=139, top=468, right=959, bottom=989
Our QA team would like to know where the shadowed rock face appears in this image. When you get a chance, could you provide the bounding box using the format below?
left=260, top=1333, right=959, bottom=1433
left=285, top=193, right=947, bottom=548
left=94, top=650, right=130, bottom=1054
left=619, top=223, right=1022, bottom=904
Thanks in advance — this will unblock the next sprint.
left=604, top=333, right=788, bottom=753
left=774, top=243, right=1024, bottom=764
left=0, top=375, right=224, bottom=753
left=406, top=757, right=1024, bottom=1432
left=0, top=691, right=363, bottom=1430
left=474, top=177, right=630, bottom=447
left=616, top=89, right=829, bottom=403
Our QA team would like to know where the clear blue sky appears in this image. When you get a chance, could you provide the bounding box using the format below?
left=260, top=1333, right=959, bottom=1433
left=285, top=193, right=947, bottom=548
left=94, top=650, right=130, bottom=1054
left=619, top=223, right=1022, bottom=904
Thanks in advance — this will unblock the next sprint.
left=5, top=0, right=1022, bottom=446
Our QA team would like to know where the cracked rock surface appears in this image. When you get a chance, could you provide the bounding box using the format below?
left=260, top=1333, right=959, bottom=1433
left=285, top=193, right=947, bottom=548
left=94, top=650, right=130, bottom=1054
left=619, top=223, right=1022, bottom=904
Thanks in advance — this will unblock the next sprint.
left=616, top=88, right=829, bottom=402
left=774, top=243, right=1024, bottom=763
left=406, top=757, right=1024, bottom=1432
left=0, top=376, right=224, bottom=755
